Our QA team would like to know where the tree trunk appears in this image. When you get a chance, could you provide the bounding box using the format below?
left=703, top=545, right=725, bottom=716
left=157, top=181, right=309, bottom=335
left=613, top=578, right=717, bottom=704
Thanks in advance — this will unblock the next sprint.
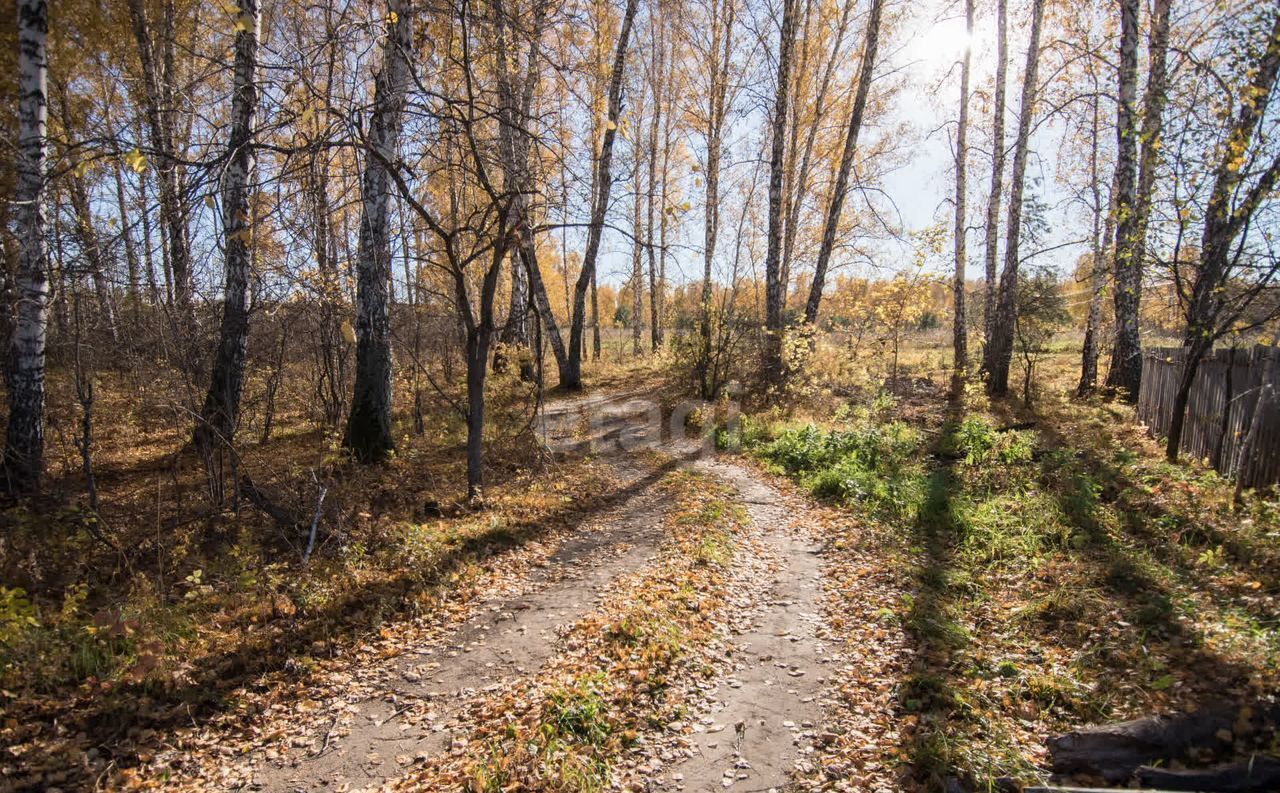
left=49, top=192, right=68, bottom=340
left=1165, top=342, right=1207, bottom=462
left=1166, top=12, right=1280, bottom=460
left=6, top=0, right=50, bottom=494
left=194, top=0, right=259, bottom=487
left=778, top=0, right=816, bottom=304
left=522, top=244, right=569, bottom=374
left=127, top=0, right=193, bottom=325
left=0, top=203, right=15, bottom=357
left=1234, top=342, right=1279, bottom=501
left=501, top=253, right=530, bottom=348
left=805, top=0, right=884, bottom=326
left=985, top=0, right=1045, bottom=396
left=1102, top=0, right=1142, bottom=398
left=1129, top=0, right=1170, bottom=297
left=631, top=132, right=645, bottom=356
left=1107, top=0, right=1170, bottom=401
left=465, top=326, right=490, bottom=502
left=133, top=132, right=161, bottom=306
left=591, top=271, right=601, bottom=360
left=498, top=15, right=568, bottom=381
left=699, top=0, right=735, bottom=399
left=1077, top=66, right=1114, bottom=397
left=950, top=0, right=973, bottom=398
left=309, top=154, right=346, bottom=428
left=789, top=7, right=855, bottom=320
left=1048, top=703, right=1280, bottom=785
left=344, top=0, right=414, bottom=462
left=494, top=2, right=543, bottom=377
left=981, top=0, right=1008, bottom=372
left=565, top=0, right=640, bottom=389
left=645, top=3, right=667, bottom=353
left=400, top=208, right=415, bottom=308
left=763, top=0, right=800, bottom=386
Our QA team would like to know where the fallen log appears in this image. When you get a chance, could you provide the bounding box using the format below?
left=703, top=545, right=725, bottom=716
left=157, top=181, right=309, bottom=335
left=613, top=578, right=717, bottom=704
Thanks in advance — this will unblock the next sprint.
left=1136, top=756, right=1280, bottom=792
left=1047, top=703, right=1280, bottom=785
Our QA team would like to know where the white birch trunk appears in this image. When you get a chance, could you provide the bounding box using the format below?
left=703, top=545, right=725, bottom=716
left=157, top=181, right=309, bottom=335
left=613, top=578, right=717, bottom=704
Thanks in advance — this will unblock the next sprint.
left=6, top=0, right=50, bottom=493
left=980, top=0, right=1008, bottom=371
left=195, top=0, right=259, bottom=482
left=950, top=0, right=973, bottom=396
left=805, top=0, right=884, bottom=326
left=985, top=0, right=1045, bottom=395
left=344, top=0, right=415, bottom=461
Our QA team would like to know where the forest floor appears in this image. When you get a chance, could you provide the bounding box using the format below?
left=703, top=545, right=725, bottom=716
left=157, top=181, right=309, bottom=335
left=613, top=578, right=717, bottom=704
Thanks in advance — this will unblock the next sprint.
left=4, top=351, right=1279, bottom=792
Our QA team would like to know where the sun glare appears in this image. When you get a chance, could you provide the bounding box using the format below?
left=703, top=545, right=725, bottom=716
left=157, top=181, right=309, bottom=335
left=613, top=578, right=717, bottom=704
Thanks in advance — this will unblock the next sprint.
left=907, top=17, right=974, bottom=75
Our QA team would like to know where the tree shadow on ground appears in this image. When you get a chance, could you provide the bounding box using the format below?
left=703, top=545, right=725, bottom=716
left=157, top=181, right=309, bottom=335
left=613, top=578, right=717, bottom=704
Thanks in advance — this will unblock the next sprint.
left=900, top=393, right=1271, bottom=792
left=1005, top=398, right=1278, bottom=626
left=984, top=396, right=1266, bottom=714
left=902, top=402, right=976, bottom=792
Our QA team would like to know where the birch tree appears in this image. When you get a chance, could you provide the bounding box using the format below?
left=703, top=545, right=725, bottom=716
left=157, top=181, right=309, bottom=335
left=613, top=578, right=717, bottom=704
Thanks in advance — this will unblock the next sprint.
left=1106, top=0, right=1170, bottom=400
left=194, top=0, right=260, bottom=495
left=1077, top=63, right=1117, bottom=397
left=784, top=0, right=854, bottom=319
left=6, top=0, right=50, bottom=493
left=951, top=0, right=973, bottom=397
left=1165, top=11, right=1280, bottom=461
left=344, top=0, right=415, bottom=462
left=805, top=0, right=885, bottom=326
left=696, top=0, right=736, bottom=398
left=986, top=0, right=1046, bottom=396
left=564, top=0, right=641, bottom=389
left=127, top=0, right=194, bottom=326
left=645, top=0, right=670, bottom=352
left=981, top=0, right=1008, bottom=368
left=1101, top=0, right=1140, bottom=397
left=495, top=0, right=547, bottom=382
left=631, top=154, right=645, bottom=355
left=762, top=0, right=799, bottom=386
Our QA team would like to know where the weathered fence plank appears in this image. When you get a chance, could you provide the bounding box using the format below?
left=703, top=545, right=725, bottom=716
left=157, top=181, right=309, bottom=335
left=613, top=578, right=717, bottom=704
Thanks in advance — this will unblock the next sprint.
left=1137, top=346, right=1280, bottom=488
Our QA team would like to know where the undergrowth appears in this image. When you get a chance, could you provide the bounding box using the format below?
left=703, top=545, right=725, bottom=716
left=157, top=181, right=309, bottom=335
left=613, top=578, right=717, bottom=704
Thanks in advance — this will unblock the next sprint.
left=728, top=411, right=927, bottom=519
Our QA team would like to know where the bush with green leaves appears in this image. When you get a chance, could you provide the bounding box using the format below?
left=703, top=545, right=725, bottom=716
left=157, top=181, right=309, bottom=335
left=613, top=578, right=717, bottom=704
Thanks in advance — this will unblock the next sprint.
left=949, top=417, right=1035, bottom=466
left=756, top=422, right=925, bottom=517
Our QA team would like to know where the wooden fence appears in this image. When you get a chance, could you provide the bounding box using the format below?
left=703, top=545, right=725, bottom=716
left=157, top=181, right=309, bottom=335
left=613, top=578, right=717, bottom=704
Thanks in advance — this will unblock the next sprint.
left=1137, top=345, right=1280, bottom=488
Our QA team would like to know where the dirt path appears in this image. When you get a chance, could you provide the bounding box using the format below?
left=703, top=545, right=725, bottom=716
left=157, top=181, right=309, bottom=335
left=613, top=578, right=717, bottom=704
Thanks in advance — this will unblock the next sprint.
left=650, top=459, right=830, bottom=792
left=164, top=392, right=837, bottom=792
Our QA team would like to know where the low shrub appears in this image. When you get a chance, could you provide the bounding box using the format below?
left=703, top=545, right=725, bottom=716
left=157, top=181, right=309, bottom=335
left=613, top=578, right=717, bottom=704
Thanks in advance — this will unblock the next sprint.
left=755, top=422, right=925, bottom=518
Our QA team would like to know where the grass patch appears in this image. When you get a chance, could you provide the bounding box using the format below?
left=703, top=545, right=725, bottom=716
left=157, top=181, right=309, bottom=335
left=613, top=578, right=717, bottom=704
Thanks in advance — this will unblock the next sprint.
left=733, top=367, right=1280, bottom=790
left=748, top=421, right=927, bottom=518
left=543, top=673, right=614, bottom=747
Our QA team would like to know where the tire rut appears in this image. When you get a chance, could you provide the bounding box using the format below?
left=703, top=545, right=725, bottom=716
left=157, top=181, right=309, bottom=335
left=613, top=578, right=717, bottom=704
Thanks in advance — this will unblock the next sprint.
left=653, top=459, right=830, bottom=792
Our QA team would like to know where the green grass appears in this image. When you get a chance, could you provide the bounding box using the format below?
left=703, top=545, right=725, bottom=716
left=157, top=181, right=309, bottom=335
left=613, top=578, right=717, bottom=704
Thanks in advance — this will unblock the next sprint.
left=542, top=673, right=613, bottom=747
left=739, top=379, right=1280, bottom=790
left=748, top=421, right=927, bottom=519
